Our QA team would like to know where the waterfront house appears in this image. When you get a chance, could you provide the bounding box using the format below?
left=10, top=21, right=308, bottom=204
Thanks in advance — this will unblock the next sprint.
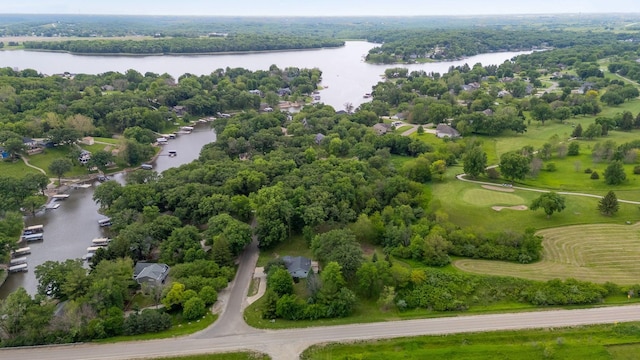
left=133, top=262, right=170, bottom=285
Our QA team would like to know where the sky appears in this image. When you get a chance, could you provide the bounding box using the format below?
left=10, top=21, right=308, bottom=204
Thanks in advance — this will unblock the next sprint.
left=2, top=0, right=639, bottom=16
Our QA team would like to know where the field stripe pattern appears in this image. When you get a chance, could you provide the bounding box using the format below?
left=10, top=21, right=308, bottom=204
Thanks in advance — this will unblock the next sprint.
left=454, top=222, right=640, bottom=284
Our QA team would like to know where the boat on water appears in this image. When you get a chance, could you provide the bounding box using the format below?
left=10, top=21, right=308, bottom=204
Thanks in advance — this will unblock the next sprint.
left=98, top=218, right=112, bottom=227
left=52, top=194, right=70, bottom=200
left=22, top=233, right=44, bottom=242
left=10, top=256, right=27, bottom=265
left=92, top=238, right=111, bottom=246
left=23, top=224, right=44, bottom=235
left=86, top=246, right=105, bottom=253
left=12, top=247, right=31, bottom=256
left=9, top=263, right=28, bottom=273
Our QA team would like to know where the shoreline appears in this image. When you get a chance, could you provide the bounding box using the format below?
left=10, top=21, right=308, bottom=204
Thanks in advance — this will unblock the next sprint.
left=366, top=48, right=545, bottom=65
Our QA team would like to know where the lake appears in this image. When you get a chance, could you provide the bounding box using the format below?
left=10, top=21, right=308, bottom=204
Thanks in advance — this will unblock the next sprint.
left=0, top=42, right=532, bottom=110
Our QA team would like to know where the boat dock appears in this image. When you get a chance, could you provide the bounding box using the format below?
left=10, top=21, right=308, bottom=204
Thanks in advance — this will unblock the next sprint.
left=52, top=194, right=70, bottom=200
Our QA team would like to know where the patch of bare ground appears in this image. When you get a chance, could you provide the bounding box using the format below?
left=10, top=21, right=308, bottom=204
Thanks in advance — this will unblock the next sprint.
left=492, top=205, right=528, bottom=211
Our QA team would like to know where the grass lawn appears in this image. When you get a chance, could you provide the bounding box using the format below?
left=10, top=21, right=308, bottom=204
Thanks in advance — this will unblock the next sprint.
left=300, top=322, right=640, bottom=360
left=394, top=125, right=412, bottom=133
left=454, top=222, right=640, bottom=284
left=144, top=353, right=270, bottom=360
left=26, top=147, right=89, bottom=177
left=256, top=235, right=313, bottom=267
left=0, top=159, right=40, bottom=177
left=431, top=166, right=640, bottom=232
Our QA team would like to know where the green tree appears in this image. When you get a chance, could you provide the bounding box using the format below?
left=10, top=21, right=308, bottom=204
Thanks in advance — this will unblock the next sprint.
left=598, top=190, right=619, bottom=216
left=92, top=180, right=122, bottom=209
left=571, top=124, right=583, bottom=138
left=22, top=195, right=46, bottom=216
left=499, top=152, right=530, bottom=182
left=182, top=296, right=207, bottom=321
left=162, top=282, right=186, bottom=311
left=35, top=259, right=86, bottom=300
left=530, top=192, right=566, bottom=218
left=430, top=159, right=447, bottom=181
left=88, top=150, right=114, bottom=173
left=311, top=229, right=363, bottom=280
left=463, top=146, right=488, bottom=178
left=48, top=158, right=73, bottom=185
left=3, top=137, right=26, bottom=159
left=604, top=160, right=626, bottom=185
left=568, top=142, right=580, bottom=156
left=267, top=267, right=294, bottom=296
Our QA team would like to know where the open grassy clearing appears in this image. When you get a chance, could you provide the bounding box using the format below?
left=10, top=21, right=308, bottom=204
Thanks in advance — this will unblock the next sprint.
left=454, top=222, right=640, bottom=284
left=256, top=235, right=313, bottom=267
left=300, top=322, right=640, bottom=360
left=25, top=146, right=89, bottom=177
left=462, top=188, right=524, bottom=206
left=0, top=159, right=40, bottom=177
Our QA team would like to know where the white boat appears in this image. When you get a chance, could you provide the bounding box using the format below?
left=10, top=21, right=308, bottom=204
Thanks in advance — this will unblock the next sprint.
left=45, top=202, right=60, bottom=210
left=92, top=238, right=111, bottom=246
left=9, top=264, right=28, bottom=273
left=86, top=246, right=105, bottom=253
left=22, top=233, right=44, bottom=242
left=12, top=247, right=31, bottom=256
left=156, top=137, right=168, bottom=145
left=23, top=224, right=44, bottom=234
left=52, top=194, right=70, bottom=200
left=82, top=253, right=95, bottom=261
left=10, top=256, right=27, bottom=265
left=168, top=150, right=177, bottom=157
left=98, top=218, right=112, bottom=227
left=180, top=126, right=194, bottom=132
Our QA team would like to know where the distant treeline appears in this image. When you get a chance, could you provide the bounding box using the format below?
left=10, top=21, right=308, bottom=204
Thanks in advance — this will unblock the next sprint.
left=23, top=35, right=344, bottom=54
left=365, top=30, right=638, bottom=63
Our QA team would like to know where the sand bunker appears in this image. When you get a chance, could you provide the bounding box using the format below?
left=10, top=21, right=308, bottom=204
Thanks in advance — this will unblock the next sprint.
left=492, top=205, right=528, bottom=211
left=482, top=184, right=515, bottom=192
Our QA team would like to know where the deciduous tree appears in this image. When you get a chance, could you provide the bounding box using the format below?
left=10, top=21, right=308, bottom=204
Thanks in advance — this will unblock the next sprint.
left=530, top=192, right=566, bottom=218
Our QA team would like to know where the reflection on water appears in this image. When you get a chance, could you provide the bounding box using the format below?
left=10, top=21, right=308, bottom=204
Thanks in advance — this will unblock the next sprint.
left=0, top=124, right=216, bottom=297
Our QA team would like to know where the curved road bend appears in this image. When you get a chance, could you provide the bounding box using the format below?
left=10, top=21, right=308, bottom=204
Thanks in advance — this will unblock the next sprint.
left=4, top=305, right=640, bottom=359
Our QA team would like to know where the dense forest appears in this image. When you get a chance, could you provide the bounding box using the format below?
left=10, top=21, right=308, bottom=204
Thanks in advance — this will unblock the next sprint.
left=365, top=29, right=638, bottom=63
left=23, top=35, right=344, bottom=54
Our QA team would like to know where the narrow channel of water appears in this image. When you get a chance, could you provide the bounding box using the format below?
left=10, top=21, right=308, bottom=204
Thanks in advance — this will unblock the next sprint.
left=0, top=124, right=216, bottom=297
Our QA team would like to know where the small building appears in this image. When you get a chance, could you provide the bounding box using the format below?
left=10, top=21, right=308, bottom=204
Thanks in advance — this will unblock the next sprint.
left=0, top=146, right=9, bottom=159
left=436, top=124, right=461, bottom=138
left=81, top=136, right=94, bottom=146
left=314, top=133, right=326, bottom=145
left=133, top=262, right=170, bottom=285
left=101, top=85, right=115, bottom=92
left=249, top=89, right=263, bottom=97
left=78, top=150, right=91, bottom=165
left=172, top=105, right=186, bottom=117
left=282, top=256, right=312, bottom=279
left=277, top=88, right=291, bottom=96
left=373, top=123, right=391, bottom=135
left=22, top=137, right=37, bottom=149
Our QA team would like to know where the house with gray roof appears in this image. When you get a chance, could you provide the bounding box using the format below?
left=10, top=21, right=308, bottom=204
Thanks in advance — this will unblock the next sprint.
left=133, top=262, right=170, bottom=285
left=373, top=123, right=391, bottom=135
left=435, top=124, right=461, bottom=138
left=282, top=256, right=312, bottom=279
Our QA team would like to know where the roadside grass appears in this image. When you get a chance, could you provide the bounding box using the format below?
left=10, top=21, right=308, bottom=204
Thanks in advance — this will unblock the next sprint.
left=0, top=158, right=40, bottom=177
left=300, top=322, right=640, bottom=360
left=454, top=222, right=640, bottom=284
left=256, top=235, right=313, bottom=267
left=247, top=277, right=260, bottom=297
left=394, top=125, right=412, bottom=133
left=96, top=312, right=216, bottom=343
left=431, top=167, right=640, bottom=232
left=143, top=353, right=270, bottom=360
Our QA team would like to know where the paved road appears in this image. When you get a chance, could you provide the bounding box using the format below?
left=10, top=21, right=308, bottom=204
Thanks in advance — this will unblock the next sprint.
left=4, top=305, right=640, bottom=359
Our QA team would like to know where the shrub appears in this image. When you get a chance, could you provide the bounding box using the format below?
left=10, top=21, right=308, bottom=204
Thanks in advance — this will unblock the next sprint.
left=486, top=167, right=500, bottom=179
left=123, top=309, right=172, bottom=335
left=591, top=171, right=600, bottom=179
left=182, top=296, right=207, bottom=321
left=634, top=166, right=640, bottom=175
left=545, top=163, right=557, bottom=172
left=584, top=168, right=592, bottom=174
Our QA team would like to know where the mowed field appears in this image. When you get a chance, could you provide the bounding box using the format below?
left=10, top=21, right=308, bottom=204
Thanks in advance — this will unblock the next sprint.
left=454, top=222, right=640, bottom=284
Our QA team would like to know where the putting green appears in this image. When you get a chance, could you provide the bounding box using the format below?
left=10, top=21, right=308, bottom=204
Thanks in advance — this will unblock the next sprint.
left=462, top=188, right=525, bottom=207
left=454, top=222, right=640, bottom=284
